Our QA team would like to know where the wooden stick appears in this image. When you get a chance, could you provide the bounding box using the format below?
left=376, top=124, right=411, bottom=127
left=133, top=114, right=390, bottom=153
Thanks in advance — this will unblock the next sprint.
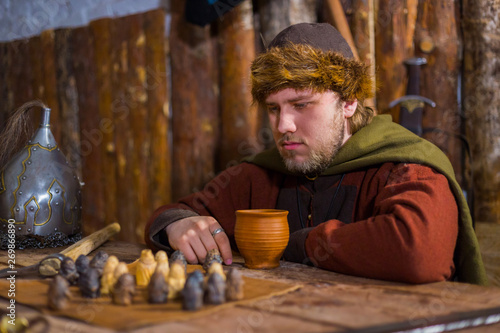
left=62, top=222, right=121, bottom=260
left=324, top=0, right=359, bottom=60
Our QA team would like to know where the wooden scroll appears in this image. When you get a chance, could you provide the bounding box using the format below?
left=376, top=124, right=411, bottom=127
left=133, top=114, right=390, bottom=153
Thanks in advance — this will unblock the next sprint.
left=170, top=0, right=219, bottom=201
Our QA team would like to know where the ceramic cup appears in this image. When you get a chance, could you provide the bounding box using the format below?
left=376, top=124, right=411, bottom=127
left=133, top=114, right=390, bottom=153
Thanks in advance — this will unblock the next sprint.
left=234, top=209, right=289, bottom=269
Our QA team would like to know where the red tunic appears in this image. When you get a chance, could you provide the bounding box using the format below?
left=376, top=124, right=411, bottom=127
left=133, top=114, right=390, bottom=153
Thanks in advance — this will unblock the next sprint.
left=145, top=161, right=458, bottom=284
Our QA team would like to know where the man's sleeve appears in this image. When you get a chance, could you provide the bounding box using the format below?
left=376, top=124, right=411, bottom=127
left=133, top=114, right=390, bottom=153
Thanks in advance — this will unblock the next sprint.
left=304, top=164, right=458, bottom=284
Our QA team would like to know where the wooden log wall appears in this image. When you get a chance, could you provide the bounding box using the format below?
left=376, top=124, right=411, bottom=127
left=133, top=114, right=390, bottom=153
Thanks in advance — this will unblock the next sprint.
left=0, top=1, right=498, bottom=243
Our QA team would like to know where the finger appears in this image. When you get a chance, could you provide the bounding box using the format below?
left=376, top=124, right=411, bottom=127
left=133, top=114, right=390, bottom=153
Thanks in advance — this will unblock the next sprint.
left=199, top=230, right=218, bottom=262
left=187, top=235, right=209, bottom=264
left=214, top=232, right=233, bottom=265
left=176, top=243, right=198, bottom=265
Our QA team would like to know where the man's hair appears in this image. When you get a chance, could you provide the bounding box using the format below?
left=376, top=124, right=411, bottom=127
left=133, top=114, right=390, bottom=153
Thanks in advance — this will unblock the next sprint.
left=251, top=40, right=375, bottom=134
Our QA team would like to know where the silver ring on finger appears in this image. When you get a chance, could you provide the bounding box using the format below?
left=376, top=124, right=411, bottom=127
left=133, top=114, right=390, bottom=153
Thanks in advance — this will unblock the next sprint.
left=211, top=227, right=225, bottom=238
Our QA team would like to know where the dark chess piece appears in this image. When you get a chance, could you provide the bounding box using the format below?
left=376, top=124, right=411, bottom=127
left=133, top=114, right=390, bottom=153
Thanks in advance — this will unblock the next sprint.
left=79, top=267, right=101, bottom=298
left=148, top=270, right=169, bottom=304
left=48, top=275, right=71, bottom=310
left=183, top=271, right=204, bottom=311
left=169, top=250, right=187, bottom=270
left=203, top=248, right=223, bottom=271
left=113, top=273, right=136, bottom=306
left=89, top=250, right=109, bottom=276
left=205, top=272, right=226, bottom=305
left=59, top=257, right=79, bottom=285
left=226, top=267, right=244, bottom=301
left=75, top=254, right=90, bottom=275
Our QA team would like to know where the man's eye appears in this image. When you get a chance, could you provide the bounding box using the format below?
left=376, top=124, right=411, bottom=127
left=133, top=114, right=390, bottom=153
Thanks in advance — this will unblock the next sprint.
left=267, top=106, right=279, bottom=114
left=294, top=103, right=308, bottom=109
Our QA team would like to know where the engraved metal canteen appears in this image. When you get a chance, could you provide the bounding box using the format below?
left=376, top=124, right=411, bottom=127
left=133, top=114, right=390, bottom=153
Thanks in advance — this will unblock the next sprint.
left=0, top=105, right=82, bottom=248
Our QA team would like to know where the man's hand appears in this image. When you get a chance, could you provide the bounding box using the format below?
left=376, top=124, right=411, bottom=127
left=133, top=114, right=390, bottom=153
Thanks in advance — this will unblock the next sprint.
left=165, top=216, right=232, bottom=265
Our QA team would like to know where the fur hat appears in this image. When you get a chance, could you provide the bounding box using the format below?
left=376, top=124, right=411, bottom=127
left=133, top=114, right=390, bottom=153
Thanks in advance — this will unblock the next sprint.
left=251, top=23, right=373, bottom=104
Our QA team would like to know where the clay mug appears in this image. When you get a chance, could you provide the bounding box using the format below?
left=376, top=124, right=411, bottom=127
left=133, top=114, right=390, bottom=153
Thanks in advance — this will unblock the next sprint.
left=234, top=209, right=289, bottom=269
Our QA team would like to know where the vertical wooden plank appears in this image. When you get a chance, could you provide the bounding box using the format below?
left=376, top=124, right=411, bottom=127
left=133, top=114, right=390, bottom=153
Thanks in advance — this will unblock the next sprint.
left=72, top=25, right=105, bottom=236
left=0, top=42, right=8, bottom=133
left=54, top=28, right=82, bottom=179
left=40, top=30, right=61, bottom=143
left=28, top=36, right=45, bottom=103
left=109, top=16, right=134, bottom=242
left=125, top=13, right=149, bottom=242
left=258, top=0, right=292, bottom=45
left=375, top=0, right=418, bottom=118
left=415, top=1, right=464, bottom=187
left=463, top=0, right=500, bottom=223
left=91, top=18, right=118, bottom=228
left=144, top=10, right=170, bottom=218
left=170, top=0, right=219, bottom=201
left=351, top=0, right=377, bottom=107
left=218, top=0, right=257, bottom=169
left=7, top=39, right=34, bottom=112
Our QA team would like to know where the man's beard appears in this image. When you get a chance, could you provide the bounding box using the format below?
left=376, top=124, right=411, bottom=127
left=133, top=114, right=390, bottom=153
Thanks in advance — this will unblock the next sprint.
left=280, top=120, right=345, bottom=175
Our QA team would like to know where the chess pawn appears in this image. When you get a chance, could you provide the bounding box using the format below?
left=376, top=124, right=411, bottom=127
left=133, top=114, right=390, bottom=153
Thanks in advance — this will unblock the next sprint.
left=113, top=262, right=129, bottom=288
left=100, top=255, right=119, bottom=295
left=169, top=250, right=187, bottom=270
left=167, top=261, right=186, bottom=300
left=75, top=254, right=90, bottom=275
left=113, top=273, right=136, bottom=306
left=148, top=271, right=169, bottom=304
left=136, top=249, right=157, bottom=287
left=182, top=271, right=204, bottom=311
left=205, top=272, right=226, bottom=305
left=155, top=250, right=170, bottom=280
left=89, top=250, right=109, bottom=276
left=48, top=275, right=71, bottom=310
left=59, top=257, right=79, bottom=285
left=226, top=268, right=244, bottom=301
left=203, top=248, right=223, bottom=271
left=207, top=262, right=226, bottom=281
left=79, top=268, right=101, bottom=298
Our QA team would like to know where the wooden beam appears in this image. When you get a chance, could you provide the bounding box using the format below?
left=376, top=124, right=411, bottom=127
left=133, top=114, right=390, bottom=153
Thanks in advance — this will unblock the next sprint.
left=463, top=0, right=500, bottom=223
left=144, top=9, right=171, bottom=210
left=72, top=25, right=105, bottom=236
left=218, top=0, right=258, bottom=170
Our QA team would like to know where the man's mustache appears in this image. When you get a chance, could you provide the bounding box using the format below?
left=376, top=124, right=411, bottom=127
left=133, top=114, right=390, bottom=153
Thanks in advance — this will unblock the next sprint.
left=277, top=134, right=305, bottom=145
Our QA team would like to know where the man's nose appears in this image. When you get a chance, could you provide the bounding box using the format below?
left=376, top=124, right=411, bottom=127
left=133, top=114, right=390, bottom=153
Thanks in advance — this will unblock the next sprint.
left=277, top=109, right=297, bottom=134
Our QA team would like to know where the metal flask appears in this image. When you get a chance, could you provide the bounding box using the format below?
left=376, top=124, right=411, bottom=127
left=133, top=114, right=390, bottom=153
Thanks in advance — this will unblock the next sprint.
left=0, top=106, right=82, bottom=249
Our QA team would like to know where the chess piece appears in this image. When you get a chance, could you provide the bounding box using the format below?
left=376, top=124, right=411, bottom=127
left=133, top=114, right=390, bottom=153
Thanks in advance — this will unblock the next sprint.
left=148, top=271, right=169, bottom=304
left=89, top=250, right=109, bottom=275
left=226, top=268, right=244, bottom=301
left=203, top=248, right=223, bottom=271
left=167, top=261, right=186, bottom=300
left=136, top=249, right=157, bottom=287
left=113, top=262, right=129, bottom=288
left=48, top=275, right=71, bottom=310
left=100, top=255, right=119, bottom=295
left=207, top=262, right=226, bottom=281
left=182, top=271, right=204, bottom=311
left=75, top=254, right=90, bottom=275
left=155, top=250, right=170, bottom=280
left=59, top=257, right=79, bottom=285
left=205, top=272, right=226, bottom=305
left=169, top=250, right=187, bottom=270
left=79, top=268, right=100, bottom=298
left=113, top=273, right=136, bottom=306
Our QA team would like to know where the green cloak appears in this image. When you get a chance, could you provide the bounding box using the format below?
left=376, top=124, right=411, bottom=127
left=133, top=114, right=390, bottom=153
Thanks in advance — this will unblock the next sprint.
left=246, top=114, right=488, bottom=285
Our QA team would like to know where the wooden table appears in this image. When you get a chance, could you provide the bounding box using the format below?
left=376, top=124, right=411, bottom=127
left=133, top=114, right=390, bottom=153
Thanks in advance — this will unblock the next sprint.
left=2, top=241, right=500, bottom=333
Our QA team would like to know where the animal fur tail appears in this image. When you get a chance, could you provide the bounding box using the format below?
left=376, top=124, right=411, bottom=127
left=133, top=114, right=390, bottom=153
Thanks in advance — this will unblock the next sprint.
left=0, top=100, right=48, bottom=169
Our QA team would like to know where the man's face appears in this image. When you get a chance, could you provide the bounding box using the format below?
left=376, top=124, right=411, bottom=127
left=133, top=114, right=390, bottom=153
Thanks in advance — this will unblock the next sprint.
left=265, top=88, right=350, bottom=175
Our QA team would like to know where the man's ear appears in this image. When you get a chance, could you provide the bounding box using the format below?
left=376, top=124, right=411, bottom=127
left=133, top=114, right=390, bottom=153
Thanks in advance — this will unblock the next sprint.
left=343, top=99, right=357, bottom=118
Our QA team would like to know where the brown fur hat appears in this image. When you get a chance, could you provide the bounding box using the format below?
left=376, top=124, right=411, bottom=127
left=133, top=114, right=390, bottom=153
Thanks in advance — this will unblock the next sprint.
left=251, top=23, right=373, bottom=105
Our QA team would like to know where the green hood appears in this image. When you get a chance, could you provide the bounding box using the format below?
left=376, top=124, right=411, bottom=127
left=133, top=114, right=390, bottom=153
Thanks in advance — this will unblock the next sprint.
left=246, top=114, right=488, bottom=285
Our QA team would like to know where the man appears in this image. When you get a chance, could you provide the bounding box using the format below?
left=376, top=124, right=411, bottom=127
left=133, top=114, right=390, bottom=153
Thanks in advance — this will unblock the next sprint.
left=145, top=23, right=487, bottom=285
